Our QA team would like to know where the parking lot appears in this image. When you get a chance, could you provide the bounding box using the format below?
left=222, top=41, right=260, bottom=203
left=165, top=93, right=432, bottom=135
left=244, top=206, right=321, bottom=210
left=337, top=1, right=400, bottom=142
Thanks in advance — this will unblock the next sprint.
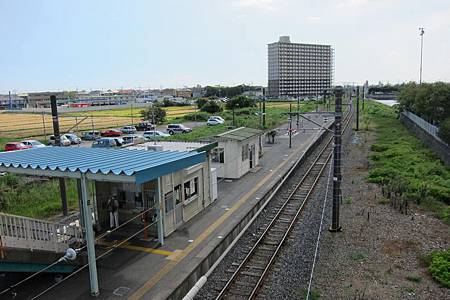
left=66, top=121, right=205, bottom=148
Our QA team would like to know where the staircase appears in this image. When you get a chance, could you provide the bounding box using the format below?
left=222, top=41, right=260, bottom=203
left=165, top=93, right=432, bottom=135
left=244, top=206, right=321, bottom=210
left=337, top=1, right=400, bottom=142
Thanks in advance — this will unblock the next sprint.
left=0, top=212, right=83, bottom=254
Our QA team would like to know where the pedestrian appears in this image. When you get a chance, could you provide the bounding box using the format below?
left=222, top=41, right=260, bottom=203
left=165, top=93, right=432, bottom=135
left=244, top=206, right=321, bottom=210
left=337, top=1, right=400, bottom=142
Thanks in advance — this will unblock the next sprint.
left=107, top=195, right=119, bottom=229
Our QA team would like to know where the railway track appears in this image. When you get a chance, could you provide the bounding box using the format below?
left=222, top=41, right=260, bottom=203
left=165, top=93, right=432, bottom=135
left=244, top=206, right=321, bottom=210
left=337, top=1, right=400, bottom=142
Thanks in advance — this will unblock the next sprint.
left=212, top=108, right=353, bottom=300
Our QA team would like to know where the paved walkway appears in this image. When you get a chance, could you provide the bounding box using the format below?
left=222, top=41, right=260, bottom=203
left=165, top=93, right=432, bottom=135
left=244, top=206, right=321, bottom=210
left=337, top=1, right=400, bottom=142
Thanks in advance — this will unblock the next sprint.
left=11, top=115, right=331, bottom=300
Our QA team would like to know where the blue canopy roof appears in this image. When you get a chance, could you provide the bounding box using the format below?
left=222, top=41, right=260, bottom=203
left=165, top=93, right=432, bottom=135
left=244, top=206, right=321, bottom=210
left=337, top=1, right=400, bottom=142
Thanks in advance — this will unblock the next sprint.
left=0, top=147, right=206, bottom=184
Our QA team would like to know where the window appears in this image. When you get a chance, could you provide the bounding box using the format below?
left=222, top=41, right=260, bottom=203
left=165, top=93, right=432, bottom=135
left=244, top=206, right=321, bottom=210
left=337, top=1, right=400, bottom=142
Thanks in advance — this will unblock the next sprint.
left=242, top=144, right=249, bottom=161
left=211, top=148, right=224, bottom=163
left=164, top=191, right=174, bottom=213
left=184, top=177, right=199, bottom=204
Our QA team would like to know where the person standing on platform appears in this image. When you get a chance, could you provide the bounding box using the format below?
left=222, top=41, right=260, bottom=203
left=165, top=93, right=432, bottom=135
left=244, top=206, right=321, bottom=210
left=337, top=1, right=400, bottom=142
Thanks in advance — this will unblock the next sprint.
left=107, top=195, right=119, bottom=229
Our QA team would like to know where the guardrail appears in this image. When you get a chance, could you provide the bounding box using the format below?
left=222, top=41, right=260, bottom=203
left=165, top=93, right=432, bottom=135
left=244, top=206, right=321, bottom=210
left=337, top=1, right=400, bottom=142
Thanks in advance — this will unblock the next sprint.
left=402, top=111, right=441, bottom=140
left=0, top=213, right=82, bottom=253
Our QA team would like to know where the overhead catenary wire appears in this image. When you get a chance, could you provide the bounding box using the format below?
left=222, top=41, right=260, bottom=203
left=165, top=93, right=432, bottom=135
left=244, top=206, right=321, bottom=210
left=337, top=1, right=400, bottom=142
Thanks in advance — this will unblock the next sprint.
left=0, top=206, right=155, bottom=298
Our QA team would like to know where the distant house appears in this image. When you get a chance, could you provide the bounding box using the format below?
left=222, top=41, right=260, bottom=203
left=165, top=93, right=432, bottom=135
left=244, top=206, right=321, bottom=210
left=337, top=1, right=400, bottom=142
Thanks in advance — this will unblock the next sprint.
left=211, top=127, right=263, bottom=179
left=0, top=94, right=27, bottom=110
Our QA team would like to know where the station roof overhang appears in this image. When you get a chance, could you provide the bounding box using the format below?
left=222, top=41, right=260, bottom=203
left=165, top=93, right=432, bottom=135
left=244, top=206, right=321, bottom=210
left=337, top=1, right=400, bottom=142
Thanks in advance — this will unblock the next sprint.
left=0, top=147, right=206, bottom=184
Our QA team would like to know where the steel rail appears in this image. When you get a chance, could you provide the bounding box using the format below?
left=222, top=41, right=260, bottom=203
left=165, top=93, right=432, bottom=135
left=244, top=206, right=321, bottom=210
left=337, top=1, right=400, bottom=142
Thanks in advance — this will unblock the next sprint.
left=215, top=106, right=353, bottom=300
left=216, top=138, right=333, bottom=300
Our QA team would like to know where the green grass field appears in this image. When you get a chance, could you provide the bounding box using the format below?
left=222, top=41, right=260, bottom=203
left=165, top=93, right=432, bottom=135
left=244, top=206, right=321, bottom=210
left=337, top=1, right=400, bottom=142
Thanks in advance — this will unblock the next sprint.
left=363, top=100, right=450, bottom=223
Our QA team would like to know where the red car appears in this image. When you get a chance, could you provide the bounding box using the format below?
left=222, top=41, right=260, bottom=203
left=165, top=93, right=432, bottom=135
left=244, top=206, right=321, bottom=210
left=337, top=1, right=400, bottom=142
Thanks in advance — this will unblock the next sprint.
left=101, top=129, right=122, bottom=137
left=5, top=142, right=32, bottom=151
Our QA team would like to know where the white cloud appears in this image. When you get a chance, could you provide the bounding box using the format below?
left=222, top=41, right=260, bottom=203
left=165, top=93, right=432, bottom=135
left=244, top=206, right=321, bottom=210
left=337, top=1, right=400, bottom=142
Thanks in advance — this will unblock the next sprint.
left=305, top=16, right=321, bottom=22
left=231, top=0, right=280, bottom=11
left=336, top=0, right=370, bottom=8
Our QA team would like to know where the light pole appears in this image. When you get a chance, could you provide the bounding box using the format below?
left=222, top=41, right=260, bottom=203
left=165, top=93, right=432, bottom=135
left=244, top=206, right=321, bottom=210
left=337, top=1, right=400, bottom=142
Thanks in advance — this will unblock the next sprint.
left=419, top=27, right=425, bottom=84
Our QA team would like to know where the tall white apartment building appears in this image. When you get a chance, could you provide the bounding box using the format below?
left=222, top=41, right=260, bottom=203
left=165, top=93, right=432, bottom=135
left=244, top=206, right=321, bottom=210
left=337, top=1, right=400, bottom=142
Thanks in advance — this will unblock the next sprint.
left=268, top=36, right=334, bottom=98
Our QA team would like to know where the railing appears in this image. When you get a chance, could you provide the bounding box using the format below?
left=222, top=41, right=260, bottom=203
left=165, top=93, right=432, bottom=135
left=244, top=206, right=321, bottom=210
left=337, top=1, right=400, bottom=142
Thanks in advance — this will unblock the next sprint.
left=0, top=213, right=83, bottom=253
left=402, top=111, right=441, bottom=140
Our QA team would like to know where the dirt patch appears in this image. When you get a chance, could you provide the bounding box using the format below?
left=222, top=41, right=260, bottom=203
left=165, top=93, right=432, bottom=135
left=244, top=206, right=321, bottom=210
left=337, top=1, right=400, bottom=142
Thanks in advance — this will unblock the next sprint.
left=312, top=127, right=450, bottom=299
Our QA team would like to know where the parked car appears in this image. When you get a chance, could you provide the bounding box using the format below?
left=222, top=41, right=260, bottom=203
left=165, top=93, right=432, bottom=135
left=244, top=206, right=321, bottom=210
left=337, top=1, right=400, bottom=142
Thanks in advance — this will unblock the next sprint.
left=207, top=116, right=225, bottom=126
left=167, top=124, right=192, bottom=135
left=4, top=142, right=32, bottom=151
left=21, top=140, right=46, bottom=148
left=135, top=121, right=155, bottom=131
left=122, top=134, right=145, bottom=145
left=63, top=133, right=81, bottom=145
left=120, top=126, right=137, bottom=134
left=92, top=138, right=117, bottom=148
left=82, top=130, right=101, bottom=140
left=48, top=135, right=71, bottom=146
left=143, top=130, right=170, bottom=140
left=101, top=129, right=122, bottom=137
left=113, top=137, right=125, bottom=147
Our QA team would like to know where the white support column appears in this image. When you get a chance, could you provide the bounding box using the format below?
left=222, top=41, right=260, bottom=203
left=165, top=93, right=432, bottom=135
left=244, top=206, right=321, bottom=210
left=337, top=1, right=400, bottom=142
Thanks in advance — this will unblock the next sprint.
left=80, top=174, right=100, bottom=296
left=156, top=177, right=164, bottom=245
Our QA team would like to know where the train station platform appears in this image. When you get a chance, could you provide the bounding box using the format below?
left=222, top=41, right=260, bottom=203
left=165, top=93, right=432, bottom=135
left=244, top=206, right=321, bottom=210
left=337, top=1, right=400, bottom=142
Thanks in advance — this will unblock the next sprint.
left=2, top=114, right=332, bottom=300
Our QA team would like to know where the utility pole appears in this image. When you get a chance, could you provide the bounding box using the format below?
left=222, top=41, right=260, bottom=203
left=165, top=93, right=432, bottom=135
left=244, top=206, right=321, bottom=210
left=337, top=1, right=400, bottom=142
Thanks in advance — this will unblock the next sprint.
left=8, top=91, right=12, bottom=110
left=419, top=27, right=425, bottom=84
left=50, top=95, right=68, bottom=216
left=262, top=97, right=266, bottom=128
left=330, top=86, right=343, bottom=232
left=356, top=86, right=360, bottom=131
left=296, top=96, right=300, bottom=129
left=289, top=103, right=292, bottom=148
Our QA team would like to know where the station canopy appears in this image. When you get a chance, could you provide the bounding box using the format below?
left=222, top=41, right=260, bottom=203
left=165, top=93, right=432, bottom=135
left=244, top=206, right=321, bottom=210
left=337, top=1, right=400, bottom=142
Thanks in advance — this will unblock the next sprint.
left=0, top=147, right=206, bottom=184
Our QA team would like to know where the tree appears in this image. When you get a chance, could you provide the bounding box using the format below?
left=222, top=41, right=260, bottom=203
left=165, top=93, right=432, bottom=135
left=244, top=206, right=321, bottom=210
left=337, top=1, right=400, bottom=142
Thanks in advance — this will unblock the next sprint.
left=196, top=98, right=208, bottom=109
left=225, top=95, right=256, bottom=110
left=140, top=105, right=166, bottom=124
left=200, top=101, right=223, bottom=114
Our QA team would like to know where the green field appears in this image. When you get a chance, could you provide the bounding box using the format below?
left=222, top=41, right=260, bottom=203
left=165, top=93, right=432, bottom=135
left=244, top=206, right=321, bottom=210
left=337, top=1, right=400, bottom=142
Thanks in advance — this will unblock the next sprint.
left=363, top=100, right=450, bottom=223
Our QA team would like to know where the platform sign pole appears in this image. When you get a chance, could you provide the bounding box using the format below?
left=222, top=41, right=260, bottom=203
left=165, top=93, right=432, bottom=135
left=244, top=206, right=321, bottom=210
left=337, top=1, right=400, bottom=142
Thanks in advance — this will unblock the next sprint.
left=156, top=177, right=164, bottom=246
left=80, top=174, right=100, bottom=296
left=330, top=86, right=343, bottom=232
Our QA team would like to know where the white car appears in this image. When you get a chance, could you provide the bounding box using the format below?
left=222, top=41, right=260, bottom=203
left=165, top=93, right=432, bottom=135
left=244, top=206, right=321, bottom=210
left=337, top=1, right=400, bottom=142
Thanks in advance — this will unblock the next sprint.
left=120, top=126, right=137, bottom=134
left=143, top=130, right=170, bottom=140
left=207, top=116, right=225, bottom=126
left=21, top=140, right=46, bottom=148
left=62, top=133, right=81, bottom=145
left=122, top=134, right=145, bottom=145
left=48, top=135, right=71, bottom=146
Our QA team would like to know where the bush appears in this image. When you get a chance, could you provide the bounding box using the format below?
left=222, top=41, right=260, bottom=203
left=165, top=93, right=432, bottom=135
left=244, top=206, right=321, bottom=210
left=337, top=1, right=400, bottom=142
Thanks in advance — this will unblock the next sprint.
left=183, top=112, right=210, bottom=122
left=225, top=95, right=256, bottom=110
left=140, top=105, right=166, bottom=124
left=438, top=118, right=450, bottom=145
left=200, top=101, right=223, bottom=114
left=196, top=98, right=208, bottom=109
left=427, top=249, right=450, bottom=288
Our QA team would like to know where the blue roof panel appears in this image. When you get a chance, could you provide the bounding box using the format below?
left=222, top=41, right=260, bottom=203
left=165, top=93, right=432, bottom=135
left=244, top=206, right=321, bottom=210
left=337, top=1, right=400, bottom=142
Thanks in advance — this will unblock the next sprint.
left=0, top=147, right=206, bottom=184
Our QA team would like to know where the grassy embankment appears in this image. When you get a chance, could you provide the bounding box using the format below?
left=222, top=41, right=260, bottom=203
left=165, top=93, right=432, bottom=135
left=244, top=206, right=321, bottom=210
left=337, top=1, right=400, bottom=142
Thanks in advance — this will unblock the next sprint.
left=363, top=100, right=450, bottom=223
left=0, top=175, right=79, bottom=218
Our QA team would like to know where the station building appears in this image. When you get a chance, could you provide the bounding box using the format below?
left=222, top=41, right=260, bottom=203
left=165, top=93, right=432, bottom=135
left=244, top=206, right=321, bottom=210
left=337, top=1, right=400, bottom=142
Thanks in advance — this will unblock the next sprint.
left=210, top=127, right=263, bottom=179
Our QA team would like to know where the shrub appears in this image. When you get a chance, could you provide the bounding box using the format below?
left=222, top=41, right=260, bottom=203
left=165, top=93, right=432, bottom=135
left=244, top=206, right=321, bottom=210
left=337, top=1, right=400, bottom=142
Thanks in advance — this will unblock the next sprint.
left=438, top=118, right=450, bottom=145
left=196, top=98, right=208, bottom=109
left=427, top=249, right=450, bottom=288
left=183, top=112, right=210, bottom=122
left=200, top=101, right=223, bottom=114
left=225, top=95, right=256, bottom=110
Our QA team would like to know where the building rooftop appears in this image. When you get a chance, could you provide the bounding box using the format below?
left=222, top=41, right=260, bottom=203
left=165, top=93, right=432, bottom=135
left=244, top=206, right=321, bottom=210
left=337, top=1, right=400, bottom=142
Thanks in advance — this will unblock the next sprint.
left=215, top=127, right=262, bottom=141
left=127, top=141, right=217, bottom=152
left=0, top=147, right=205, bottom=184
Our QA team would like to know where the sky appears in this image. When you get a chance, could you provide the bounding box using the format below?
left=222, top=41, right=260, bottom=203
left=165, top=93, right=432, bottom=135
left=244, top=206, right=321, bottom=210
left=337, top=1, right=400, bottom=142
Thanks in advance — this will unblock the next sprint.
left=1, top=0, right=449, bottom=93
